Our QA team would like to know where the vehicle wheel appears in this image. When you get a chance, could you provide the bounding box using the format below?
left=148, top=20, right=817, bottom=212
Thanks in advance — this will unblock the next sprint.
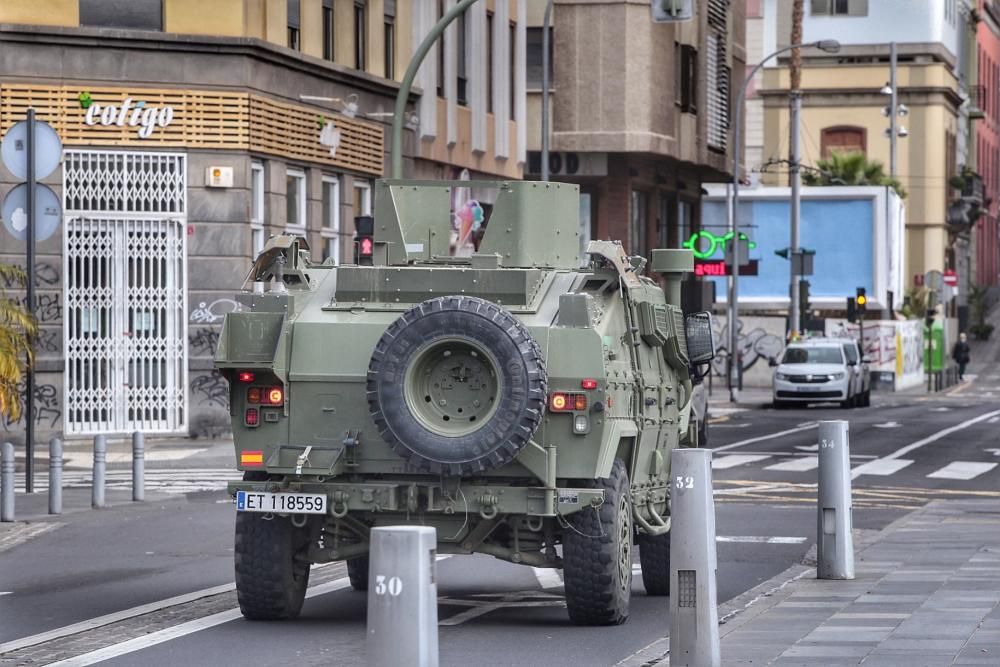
left=563, top=458, right=632, bottom=626
left=234, top=512, right=311, bottom=620
left=862, top=389, right=871, bottom=407
left=773, top=400, right=788, bottom=410
left=367, top=295, right=547, bottom=476
left=347, top=555, right=369, bottom=591
left=841, top=392, right=854, bottom=409
left=638, top=531, right=670, bottom=595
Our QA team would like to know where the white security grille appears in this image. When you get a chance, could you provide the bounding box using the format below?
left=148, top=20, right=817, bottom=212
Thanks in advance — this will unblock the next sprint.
left=63, top=151, right=188, bottom=435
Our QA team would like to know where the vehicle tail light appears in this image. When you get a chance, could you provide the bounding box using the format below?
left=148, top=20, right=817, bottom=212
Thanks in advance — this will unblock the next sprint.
left=549, top=392, right=587, bottom=412
left=237, top=371, right=255, bottom=383
left=240, top=449, right=263, bottom=465
left=247, top=387, right=262, bottom=404
left=245, top=408, right=259, bottom=427
left=581, top=378, right=598, bottom=390
left=266, top=387, right=284, bottom=405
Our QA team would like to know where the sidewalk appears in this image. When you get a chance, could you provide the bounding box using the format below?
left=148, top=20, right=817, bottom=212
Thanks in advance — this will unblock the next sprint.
left=655, top=499, right=1000, bottom=666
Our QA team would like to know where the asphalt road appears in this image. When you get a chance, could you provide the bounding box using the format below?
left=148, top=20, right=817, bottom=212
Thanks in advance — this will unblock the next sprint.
left=2, top=382, right=997, bottom=665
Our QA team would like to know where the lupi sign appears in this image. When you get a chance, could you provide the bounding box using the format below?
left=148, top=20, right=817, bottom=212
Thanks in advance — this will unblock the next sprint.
left=79, top=92, right=175, bottom=138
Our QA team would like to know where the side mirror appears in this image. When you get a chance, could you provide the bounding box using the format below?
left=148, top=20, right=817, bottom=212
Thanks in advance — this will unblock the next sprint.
left=861, top=356, right=871, bottom=364
left=768, top=357, right=778, bottom=367
left=847, top=360, right=857, bottom=367
left=684, top=311, right=716, bottom=365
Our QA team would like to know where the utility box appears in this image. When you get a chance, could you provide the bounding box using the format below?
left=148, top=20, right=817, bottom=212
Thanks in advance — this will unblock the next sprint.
left=205, top=166, right=234, bottom=188
left=925, top=319, right=945, bottom=372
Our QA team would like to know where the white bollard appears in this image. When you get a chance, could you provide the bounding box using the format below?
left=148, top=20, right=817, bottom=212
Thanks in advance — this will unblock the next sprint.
left=817, top=420, right=855, bottom=579
left=132, top=431, right=145, bottom=502
left=366, top=526, right=438, bottom=667
left=49, top=437, right=62, bottom=515
left=669, top=448, right=721, bottom=667
left=92, top=434, right=106, bottom=509
left=1, top=442, right=14, bottom=522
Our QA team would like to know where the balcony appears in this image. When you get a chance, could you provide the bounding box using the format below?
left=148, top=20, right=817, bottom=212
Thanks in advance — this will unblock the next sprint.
left=968, top=85, right=987, bottom=120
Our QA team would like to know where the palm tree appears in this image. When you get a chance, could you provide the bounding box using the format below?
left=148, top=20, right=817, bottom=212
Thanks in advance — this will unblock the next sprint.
left=803, top=151, right=907, bottom=199
left=0, top=264, right=37, bottom=422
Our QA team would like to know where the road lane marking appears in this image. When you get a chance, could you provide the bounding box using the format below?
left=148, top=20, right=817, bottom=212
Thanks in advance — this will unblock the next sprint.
left=851, top=459, right=914, bottom=477
left=711, top=423, right=817, bottom=453
left=852, top=408, right=1000, bottom=482
left=0, top=582, right=236, bottom=654
left=47, top=577, right=353, bottom=666
left=988, top=416, right=1000, bottom=424
left=716, top=536, right=807, bottom=544
left=873, top=421, right=901, bottom=429
left=0, top=592, right=11, bottom=596
left=531, top=567, right=563, bottom=589
left=765, top=456, right=819, bottom=472
left=926, top=461, right=998, bottom=480
left=712, top=454, right=771, bottom=469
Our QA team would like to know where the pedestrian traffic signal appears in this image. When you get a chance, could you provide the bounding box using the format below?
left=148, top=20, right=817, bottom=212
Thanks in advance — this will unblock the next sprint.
left=354, top=215, right=374, bottom=266
left=856, top=287, right=867, bottom=313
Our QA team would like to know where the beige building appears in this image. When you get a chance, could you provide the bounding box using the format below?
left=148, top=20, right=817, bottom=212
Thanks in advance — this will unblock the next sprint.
left=0, top=0, right=526, bottom=442
left=525, top=0, right=745, bottom=277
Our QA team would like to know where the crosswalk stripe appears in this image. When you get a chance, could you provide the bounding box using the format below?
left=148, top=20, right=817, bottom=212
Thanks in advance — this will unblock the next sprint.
left=765, top=456, right=819, bottom=472
left=712, top=454, right=771, bottom=470
left=850, top=459, right=914, bottom=476
left=926, top=461, right=998, bottom=480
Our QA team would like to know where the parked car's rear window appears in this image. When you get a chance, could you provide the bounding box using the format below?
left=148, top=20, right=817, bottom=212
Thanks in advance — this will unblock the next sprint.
left=782, top=346, right=843, bottom=365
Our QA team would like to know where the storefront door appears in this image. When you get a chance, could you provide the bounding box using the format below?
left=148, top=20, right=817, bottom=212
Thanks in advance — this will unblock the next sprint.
left=62, top=151, right=188, bottom=434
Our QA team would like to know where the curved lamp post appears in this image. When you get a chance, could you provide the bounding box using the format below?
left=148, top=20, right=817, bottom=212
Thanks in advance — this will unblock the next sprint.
left=727, top=39, right=840, bottom=402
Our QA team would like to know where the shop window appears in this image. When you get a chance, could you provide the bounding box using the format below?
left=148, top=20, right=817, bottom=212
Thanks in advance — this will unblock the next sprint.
left=321, top=176, right=341, bottom=263
left=355, top=1, right=368, bottom=71
left=288, top=0, right=301, bottom=51
left=630, top=190, right=649, bottom=258
left=286, top=168, right=307, bottom=233
left=251, top=162, right=265, bottom=257
left=323, top=0, right=335, bottom=61
left=526, top=27, right=553, bottom=90
left=820, top=126, right=866, bottom=158
left=80, top=0, right=163, bottom=31
left=384, top=0, right=396, bottom=79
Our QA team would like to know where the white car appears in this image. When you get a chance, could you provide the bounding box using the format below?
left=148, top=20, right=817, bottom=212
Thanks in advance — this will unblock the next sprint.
left=770, top=341, right=866, bottom=408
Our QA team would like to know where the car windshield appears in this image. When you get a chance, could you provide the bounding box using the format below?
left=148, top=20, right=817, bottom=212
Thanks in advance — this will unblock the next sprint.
left=782, top=347, right=843, bottom=365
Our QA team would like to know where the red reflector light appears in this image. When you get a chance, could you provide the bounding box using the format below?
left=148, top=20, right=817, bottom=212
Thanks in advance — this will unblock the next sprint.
left=267, top=387, right=284, bottom=405
left=581, top=378, right=598, bottom=390
left=244, top=408, right=259, bottom=427
left=549, top=392, right=586, bottom=412
left=237, top=371, right=255, bottom=383
left=247, top=387, right=261, bottom=404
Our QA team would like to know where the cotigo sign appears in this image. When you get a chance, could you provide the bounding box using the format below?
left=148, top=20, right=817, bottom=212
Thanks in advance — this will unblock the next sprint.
left=79, top=92, right=174, bottom=138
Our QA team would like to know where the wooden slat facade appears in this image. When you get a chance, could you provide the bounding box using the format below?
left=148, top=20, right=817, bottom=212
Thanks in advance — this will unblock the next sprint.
left=0, top=84, right=384, bottom=176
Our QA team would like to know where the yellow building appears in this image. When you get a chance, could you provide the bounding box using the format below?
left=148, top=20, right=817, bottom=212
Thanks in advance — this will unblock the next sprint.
left=760, top=57, right=964, bottom=281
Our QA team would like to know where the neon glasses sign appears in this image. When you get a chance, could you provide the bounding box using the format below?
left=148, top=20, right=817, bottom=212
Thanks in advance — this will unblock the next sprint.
left=682, top=230, right=757, bottom=260
left=79, top=92, right=175, bottom=139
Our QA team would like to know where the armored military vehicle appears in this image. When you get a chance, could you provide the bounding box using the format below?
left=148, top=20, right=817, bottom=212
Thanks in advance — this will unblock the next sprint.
left=215, top=180, right=714, bottom=625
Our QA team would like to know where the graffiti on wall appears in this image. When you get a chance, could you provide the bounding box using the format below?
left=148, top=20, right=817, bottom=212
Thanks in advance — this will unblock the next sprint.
left=188, top=328, right=220, bottom=356
left=190, top=370, right=229, bottom=409
left=0, top=262, right=60, bottom=287
left=2, top=382, right=61, bottom=432
left=825, top=319, right=925, bottom=390
left=190, top=299, right=238, bottom=324
left=710, top=317, right=786, bottom=383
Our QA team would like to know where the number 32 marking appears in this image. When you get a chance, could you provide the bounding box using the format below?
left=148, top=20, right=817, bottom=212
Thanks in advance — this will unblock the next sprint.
left=675, top=476, right=695, bottom=489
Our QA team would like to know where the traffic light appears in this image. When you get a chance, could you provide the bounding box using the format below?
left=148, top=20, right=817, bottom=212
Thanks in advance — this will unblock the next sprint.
left=650, top=0, right=693, bottom=22
left=856, top=287, right=867, bottom=314
left=354, top=215, right=375, bottom=266
left=798, top=279, right=810, bottom=329
left=846, top=297, right=857, bottom=323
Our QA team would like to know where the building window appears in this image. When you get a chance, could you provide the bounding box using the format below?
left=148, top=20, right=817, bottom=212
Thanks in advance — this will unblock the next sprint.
left=510, top=23, right=517, bottom=120
left=810, top=0, right=868, bottom=16
left=705, top=9, right=730, bottom=152
left=457, top=11, right=468, bottom=106
left=286, top=168, right=307, bottom=233
left=323, top=0, right=335, bottom=61
left=487, top=12, right=495, bottom=113
left=437, top=0, right=445, bottom=97
left=321, top=176, right=341, bottom=263
left=384, top=17, right=395, bottom=79
left=676, top=43, right=698, bottom=113
left=658, top=193, right=674, bottom=249
left=288, top=0, right=301, bottom=50
left=526, top=27, right=552, bottom=90
left=631, top=190, right=648, bottom=257
left=354, top=180, right=372, bottom=219
left=820, top=126, right=866, bottom=157
left=355, top=1, right=367, bottom=71
left=80, top=0, right=163, bottom=30
left=251, top=162, right=265, bottom=257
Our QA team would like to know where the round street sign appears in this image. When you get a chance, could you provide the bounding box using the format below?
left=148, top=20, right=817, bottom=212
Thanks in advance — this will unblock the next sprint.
left=2, top=183, right=61, bottom=242
left=1, top=119, right=63, bottom=180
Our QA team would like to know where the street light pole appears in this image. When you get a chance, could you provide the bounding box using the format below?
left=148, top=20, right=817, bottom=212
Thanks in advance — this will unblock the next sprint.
left=541, top=0, right=554, bottom=182
left=728, top=40, right=840, bottom=402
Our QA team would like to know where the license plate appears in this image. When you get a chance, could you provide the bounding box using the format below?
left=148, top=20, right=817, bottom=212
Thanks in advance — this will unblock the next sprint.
left=236, top=490, right=327, bottom=515
left=797, top=386, right=823, bottom=392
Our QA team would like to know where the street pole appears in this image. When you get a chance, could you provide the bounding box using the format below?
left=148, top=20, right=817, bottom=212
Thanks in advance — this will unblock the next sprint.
left=789, top=92, right=802, bottom=338
left=391, top=0, right=480, bottom=179
left=887, top=42, right=897, bottom=320
left=25, top=108, right=36, bottom=494
left=541, top=0, right=554, bottom=182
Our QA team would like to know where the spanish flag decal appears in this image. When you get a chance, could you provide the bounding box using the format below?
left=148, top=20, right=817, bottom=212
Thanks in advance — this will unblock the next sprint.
left=241, top=451, right=264, bottom=467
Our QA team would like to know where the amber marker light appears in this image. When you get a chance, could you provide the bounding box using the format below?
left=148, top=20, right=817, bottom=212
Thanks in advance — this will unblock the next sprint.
left=267, top=387, right=284, bottom=405
left=240, top=449, right=263, bottom=465
left=550, top=393, right=568, bottom=411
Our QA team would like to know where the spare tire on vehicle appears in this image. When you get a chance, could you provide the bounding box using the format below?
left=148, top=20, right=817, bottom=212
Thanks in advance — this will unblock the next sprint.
left=367, top=296, right=547, bottom=476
